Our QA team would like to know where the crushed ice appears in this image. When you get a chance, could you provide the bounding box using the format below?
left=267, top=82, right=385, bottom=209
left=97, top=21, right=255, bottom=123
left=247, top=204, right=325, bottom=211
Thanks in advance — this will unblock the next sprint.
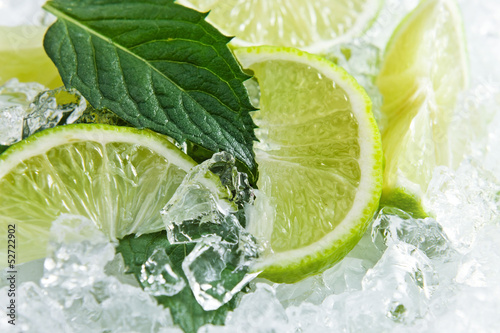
left=162, top=152, right=261, bottom=311
left=0, top=215, right=179, bottom=333
left=0, top=79, right=86, bottom=146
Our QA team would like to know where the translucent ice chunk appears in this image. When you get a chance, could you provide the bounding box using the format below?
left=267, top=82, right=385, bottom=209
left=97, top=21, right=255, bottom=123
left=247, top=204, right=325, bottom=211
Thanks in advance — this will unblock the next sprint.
left=23, top=86, right=87, bottom=138
left=0, top=79, right=46, bottom=145
left=322, top=257, right=369, bottom=295
left=455, top=225, right=500, bottom=288
left=275, top=274, right=330, bottom=307
left=162, top=152, right=261, bottom=310
left=0, top=80, right=86, bottom=145
left=424, top=161, right=500, bottom=251
left=372, top=208, right=452, bottom=259
left=140, top=248, right=186, bottom=296
left=162, top=152, right=254, bottom=245
left=103, top=253, right=140, bottom=287
left=362, top=243, right=439, bottom=323
left=182, top=236, right=260, bottom=311
left=224, top=283, right=291, bottom=332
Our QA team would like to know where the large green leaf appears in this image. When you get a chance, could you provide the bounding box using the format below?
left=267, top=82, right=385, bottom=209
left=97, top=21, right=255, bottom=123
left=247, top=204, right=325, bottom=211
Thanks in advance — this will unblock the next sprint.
left=43, top=0, right=258, bottom=178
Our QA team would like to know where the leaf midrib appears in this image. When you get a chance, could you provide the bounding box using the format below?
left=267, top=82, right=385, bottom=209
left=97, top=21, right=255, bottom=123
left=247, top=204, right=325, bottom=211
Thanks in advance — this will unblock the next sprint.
left=43, top=2, right=241, bottom=125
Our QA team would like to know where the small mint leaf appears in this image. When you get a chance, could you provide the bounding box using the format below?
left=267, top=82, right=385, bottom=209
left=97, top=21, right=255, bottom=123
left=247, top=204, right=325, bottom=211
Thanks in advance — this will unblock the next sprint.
left=43, top=0, right=258, bottom=179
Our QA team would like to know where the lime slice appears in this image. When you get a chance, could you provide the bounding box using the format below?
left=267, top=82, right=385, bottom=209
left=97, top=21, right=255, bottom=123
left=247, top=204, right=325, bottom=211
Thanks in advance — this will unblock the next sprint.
left=376, top=0, right=468, bottom=217
left=235, top=46, right=383, bottom=283
left=177, top=0, right=383, bottom=52
left=0, top=25, right=63, bottom=88
left=0, top=124, right=196, bottom=265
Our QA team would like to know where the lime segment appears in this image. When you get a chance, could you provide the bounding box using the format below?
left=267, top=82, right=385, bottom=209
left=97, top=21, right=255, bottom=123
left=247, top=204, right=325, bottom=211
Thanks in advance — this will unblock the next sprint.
left=177, top=0, right=382, bottom=52
left=0, top=124, right=196, bottom=265
left=235, top=46, right=383, bottom=283
left=376, top=0, right=468, bottom=214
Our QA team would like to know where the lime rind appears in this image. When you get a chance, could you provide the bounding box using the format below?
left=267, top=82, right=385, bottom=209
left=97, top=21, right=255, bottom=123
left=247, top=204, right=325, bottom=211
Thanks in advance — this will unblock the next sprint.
left=379, top=188, right=428, bottom=219
left=0, top=124, right=195, bottom=179
left=235, top=46, right=383, bottom=282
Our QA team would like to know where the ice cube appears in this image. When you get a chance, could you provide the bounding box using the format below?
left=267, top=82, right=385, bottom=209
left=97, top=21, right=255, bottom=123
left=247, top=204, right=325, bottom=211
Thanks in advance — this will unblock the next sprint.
left=140, top=248, right=186, bottom=296
left=23, top=87, right=87, bottom=138
left=362, top=243, right=439, bottom=323
left=225, top=283, right=291, bottom=332
left=372, top=207, right=452, bottom=259
left=275, top=274, right=330, bottom=307
left=0, top=79, right=46, bottom=145
left=103, top=253, right=140, bottom=287
left=161, top=152, right=253, bottom=245
left=0, top=80, right=86, bottom=145
left=424, top=161, right=500, bottom=251
left=322, top=257, right=369, bottom=295
left=162, top=152, right=261, bottom=310
left=182, top=236, right=259, bottom=311
left=420, top=225, right=500, bottom=333
left=455, top=225, right=500, bottom=288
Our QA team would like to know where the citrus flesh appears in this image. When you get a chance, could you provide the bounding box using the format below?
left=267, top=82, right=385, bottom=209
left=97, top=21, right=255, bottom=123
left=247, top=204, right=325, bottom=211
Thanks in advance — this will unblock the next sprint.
left=177, top=0, right=382, bottom=52
left=0, top=25, right=62, bottom=88
left=235, top=46, right=383, bottom=283
left=376, top=0, right=468, bottom=216
left=0, top=124, right=196, bottom=265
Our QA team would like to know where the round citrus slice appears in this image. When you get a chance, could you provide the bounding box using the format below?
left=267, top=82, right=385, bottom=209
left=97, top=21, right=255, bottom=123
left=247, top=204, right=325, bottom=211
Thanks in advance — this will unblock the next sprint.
left=376, top=0, right=468, bottom=217
left=235, top=46, right=383, bottom=283
left=0, top=124, right=196, bottom=265
left=177, top=0, right=383, bottom=53
left=0, top=25, right=62, bottom=88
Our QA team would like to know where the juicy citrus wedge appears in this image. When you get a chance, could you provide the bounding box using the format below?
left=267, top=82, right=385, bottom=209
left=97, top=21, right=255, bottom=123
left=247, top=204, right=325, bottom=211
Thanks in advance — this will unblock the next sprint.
left=235, top=46, right=383, bottom=283
left=0, top=124, right=196, bottom=265
left=177, top=0, right=382, bottom=53
left=0, top=25, right=62, bottom=88
left=376, top=0, right=468, bottom=217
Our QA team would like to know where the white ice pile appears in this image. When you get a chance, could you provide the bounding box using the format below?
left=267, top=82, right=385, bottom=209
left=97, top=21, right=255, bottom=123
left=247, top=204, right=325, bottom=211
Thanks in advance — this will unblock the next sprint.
left=0, top=79, right=86, bottom=145
left=0, top=215, right=181, bottom=333
left=161, top=152, right=261, bottom=311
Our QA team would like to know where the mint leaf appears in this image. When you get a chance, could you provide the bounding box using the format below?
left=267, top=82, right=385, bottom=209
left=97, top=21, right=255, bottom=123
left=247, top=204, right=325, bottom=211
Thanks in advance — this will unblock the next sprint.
left=43, top=0, right=258, bottom=179
left=116, top=232, right=239, bottom=333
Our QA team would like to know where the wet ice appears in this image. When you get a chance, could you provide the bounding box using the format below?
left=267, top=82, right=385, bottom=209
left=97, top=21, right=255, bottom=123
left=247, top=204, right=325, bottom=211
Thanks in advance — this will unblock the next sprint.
left=162, top=152, right=261, bottom=311
left=0, top=80, right=86, bottom=145
left=0, top=215, right=177, bottom=333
